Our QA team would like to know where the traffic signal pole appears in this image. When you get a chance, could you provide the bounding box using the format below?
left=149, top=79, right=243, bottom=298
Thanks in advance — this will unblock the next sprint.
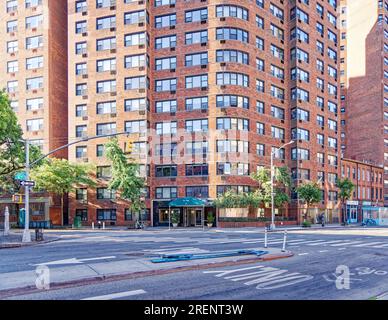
left=22, top=139, right=31, bottom=243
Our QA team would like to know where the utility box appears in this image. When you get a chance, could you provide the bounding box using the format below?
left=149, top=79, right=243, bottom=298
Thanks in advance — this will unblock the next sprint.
left=35, top=229, right=44, bottom=241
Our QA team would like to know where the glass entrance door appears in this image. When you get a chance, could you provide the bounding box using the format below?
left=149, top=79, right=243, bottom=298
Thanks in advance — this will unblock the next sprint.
left=195, top=209, right=202, bottom=226
left=347, top=206, right=358, bottom=223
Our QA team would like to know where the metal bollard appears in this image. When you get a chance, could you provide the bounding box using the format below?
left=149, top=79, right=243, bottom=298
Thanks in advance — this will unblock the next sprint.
left=92, top=222, right=94, bottom=230
left=264, top=227, right=268, bottom=248
left=281, top=229, right=287, bottom=252
left=103, top=222, right=105, bottom=230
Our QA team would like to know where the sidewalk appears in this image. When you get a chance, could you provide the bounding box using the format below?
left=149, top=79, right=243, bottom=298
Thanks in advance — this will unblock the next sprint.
left=0, top=247, right=292, bottom=296
left=0, top=231, right=59, bottom=249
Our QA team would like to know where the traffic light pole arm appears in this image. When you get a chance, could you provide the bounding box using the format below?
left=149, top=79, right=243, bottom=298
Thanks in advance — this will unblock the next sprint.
left=29, top=131, right=130, bottom=168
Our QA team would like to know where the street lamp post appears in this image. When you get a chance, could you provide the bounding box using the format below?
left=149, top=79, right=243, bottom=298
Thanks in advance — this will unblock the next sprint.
left=270, top=140, right=294, bottom=231
left=22, top=139, right=31, bottom=243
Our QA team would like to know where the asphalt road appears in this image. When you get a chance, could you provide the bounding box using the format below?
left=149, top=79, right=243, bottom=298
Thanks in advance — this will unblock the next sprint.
left=2, top=227, right=388, bottom=300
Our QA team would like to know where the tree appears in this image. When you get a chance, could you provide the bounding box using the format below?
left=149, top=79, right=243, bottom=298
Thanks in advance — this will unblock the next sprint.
left=337, top=178, right=355, bottom=224
left=30, top=158, right=95, bottom=223
left=105, top=138, right=146, bottom=213
left=296, top=181, right=322, bottom=222
left=0, top=90, right=42, bottom=193
left=251, top=166, right=291, bottom=208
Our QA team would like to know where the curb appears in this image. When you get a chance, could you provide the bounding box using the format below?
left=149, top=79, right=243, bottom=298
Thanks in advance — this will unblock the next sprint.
left=0, top=251, right=293, bottom=298
left=0, top=237, right=60, bottom=249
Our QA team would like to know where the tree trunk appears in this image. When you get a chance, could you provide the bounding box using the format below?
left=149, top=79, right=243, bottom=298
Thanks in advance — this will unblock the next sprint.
left=61, top=195, right=64, bottom=226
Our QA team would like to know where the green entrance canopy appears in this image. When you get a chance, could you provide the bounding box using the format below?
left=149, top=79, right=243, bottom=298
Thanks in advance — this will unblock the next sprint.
left=168, top=197, right=206, bottom=207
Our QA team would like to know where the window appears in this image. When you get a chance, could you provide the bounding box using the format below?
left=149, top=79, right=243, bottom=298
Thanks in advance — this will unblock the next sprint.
left=185, top=52, right=208, bottom=66
left=271, top=105, right=285, bottom=120
left=256, top=144, right=265, bottom=156
left=271, top=126, right=285, bottom=139
left=97, top=101, right=116, bottom=114
left=155, top=78, right=176, bottom=92
left=271, top=24, right=284, bottom=40
left=75, top=21, right=87, bottom=34
left=186, top=119, right=208, bottom=132
left=26, top=118, right=43, bottom=132
left=216, top=95, right=248, bottom=109
left=186, top=164, right=208, bottom=176
left=155, top=34, right=176, bottom=48
left=76, top=83, right=87, bottom=96
left=186, top=141, right=208, bottom=155
left=124, top=10, right=146, bottom=25
left=96, top=209, right=117, bottom=221
left=216, top=28, right=249, bottom=43
left=7, top=61, right=18, bottom=73
left=291, top=88, right=309, bottom=102
left=96, top=122, right=116, bottom=135
left=186, top=96, right=208, bottom=110
left=26, top=15, right=43, bottom=29
left=156, top=187, right=177, bottom=199
left=76, top=189, right=87, bottom=201
left=291, top=128, right=309, bottom=141
left=125, top=32, right=147, bottom=46
left=216, top=140, right=248, bottom=153
left=185, top=8, right=208, bottom=22
left=291, top=27, right=309, bottom=43
left=76, top=41, right=87, bottom=54
left=96, top=15, right=116, bottom=30
left=125, top=76, right=147, bottom=90
left=156, top=100, right=177, bottom=113
left=155, top=0, right=175, bottom=7
left=186, top=186, right=208, bottom=198
left=7, top=0, right=18, bottom=12
left=26, top=77, right=43, bottom=90
left=27, top=98, right=43, bottom=111
left=156, top=121, right=177, bottom=135
left=185, top=30, right=207, bottom=44
left=26, top=0, right=42, bottom=8
left=256, top=37, right=264, bottom=50
left=7, top=81, right=18, bottom=93
left=217, top=185, right=250, bottom=195
left=125, top=98, right=147, bottom=112
left=256, top=100, right=264, bottom=114
left=97, top=166, right=112, bottom=179
left=125, top=120, right=147, bottom=134
left=291, top=108, right=309, bottom=121
left=271, top=86, right=284, bottom=100
left=155, top=13, right=176, bottom=28
left=217, top=163, right=249, bottom=176
left=216, top=50, right=249, bottom=64
left=155, top=165, right=177, bottom=177
left=76, top=209, right=88, bottom=222
left=26, top=35, right=43, bottom=49
left=217, top=72, right=248, bottom=87
left=291, top=148, right=309, bottom=160
left=75, top=63, right=87, bottom=75
left=216, top=5, right=248, bottom=20
left=96, top=80, right=116, bottom=93
left=271, top=65, right=284, bottom=79
left=256, top=15, right=264, bottom=29
left=291, top=48, right=309, bottom=63
left=186, top=75, right=208, bottom=88
left=97, top=58, right=116, bottom=72
left=256, top=79, right=264, bottom=92
left=76, top=0, right=87, bottom=12
left=75, top=104, right=87, bottom=117
left=155, top=143, right=177, bottom=157
left=270, top=3, right=284, bottom=20
left=216, top=118, right=249, bottom=131
left=7, top=40, right=18, bottom=53
left=26, top=56, right=43, bottom=70
left=256, top=122, right=265, bottom=135
left=7, top=20, right=17, bottom=33
left=155, top=56, right=176, bottom=70
left=270, top=44, right=284, bottom=60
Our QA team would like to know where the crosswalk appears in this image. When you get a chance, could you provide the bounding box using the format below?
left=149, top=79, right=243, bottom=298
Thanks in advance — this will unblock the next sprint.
left=55, top=234, right=388, bottom=251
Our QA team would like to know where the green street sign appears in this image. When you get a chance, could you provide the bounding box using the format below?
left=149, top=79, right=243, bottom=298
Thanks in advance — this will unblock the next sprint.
left=15, top=171, right=27, bottom=181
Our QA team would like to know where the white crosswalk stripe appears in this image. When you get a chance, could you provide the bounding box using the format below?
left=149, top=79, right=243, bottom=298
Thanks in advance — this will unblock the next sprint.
left=329, top=241, right=364, bottom=247
left=353, top=242, right=386, bottom=247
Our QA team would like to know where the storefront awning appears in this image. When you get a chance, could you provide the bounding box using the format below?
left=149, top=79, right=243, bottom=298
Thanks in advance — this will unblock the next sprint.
left=168, top=197, right=206, bottom=207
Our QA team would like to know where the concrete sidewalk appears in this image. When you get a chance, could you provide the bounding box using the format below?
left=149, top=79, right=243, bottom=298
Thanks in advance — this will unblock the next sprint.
left=0, top=231, right=59, bottom=249
left=0, top=247, right=292, bottom=296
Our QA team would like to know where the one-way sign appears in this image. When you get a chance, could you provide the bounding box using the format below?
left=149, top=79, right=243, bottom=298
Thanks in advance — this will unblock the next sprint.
left=20, top=180, right=35, bottom=187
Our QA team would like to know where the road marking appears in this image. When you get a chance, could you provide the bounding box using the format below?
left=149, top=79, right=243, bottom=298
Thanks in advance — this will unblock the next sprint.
left=307, top=240, right=344, bottom=246
left=353, top=242, right=386, bottom=247
left=329, top=241, right=363, bottom=247
left=82, top=289, right=146, bottom=300
left=371, top=244, right=388, bottom=248
left=298, top=253, right=309, bottom=256
left=338, top=248, right=346, bottom=250
left=32, top=256, right=116, bottom=266
left=205, top=265, right=313, bottom=290
left=319, top=250, right=329, bottom=253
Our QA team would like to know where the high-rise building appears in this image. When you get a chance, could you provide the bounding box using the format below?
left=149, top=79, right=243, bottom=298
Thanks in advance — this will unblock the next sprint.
left=0, top=0, right=68, bottom=225
left=340, top=0, right=388, bottom=204
left=67, top=0, right=342, bottom=227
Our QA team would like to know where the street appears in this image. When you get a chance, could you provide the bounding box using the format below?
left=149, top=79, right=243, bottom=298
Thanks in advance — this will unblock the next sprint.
left=1, top=227, right=388, bottom=300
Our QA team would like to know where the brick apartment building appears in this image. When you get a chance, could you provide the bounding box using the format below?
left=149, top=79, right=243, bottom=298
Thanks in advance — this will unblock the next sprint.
left=65, top=0, right=342, bottom=227
left=0, top=0, right=68, bottom=225
left=339, top=0, right=388, bottom=205
left=341, top=158, right=384, bottom=223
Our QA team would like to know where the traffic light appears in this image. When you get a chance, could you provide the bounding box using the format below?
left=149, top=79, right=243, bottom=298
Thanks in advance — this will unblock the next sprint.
left=126, top=140, right=134, bottom=154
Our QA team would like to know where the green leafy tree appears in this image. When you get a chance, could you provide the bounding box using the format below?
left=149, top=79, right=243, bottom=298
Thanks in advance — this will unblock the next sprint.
left=30, top=158, right=95, bottom=222
left=105, top=138, right=146, bottom=213
left=296, top=181, right=322, bottom=222
left=251, top=166, right=291, bottom=208
left=0, top=90, right=42, bottom=192
left=337, top=178, right=355, bottom=224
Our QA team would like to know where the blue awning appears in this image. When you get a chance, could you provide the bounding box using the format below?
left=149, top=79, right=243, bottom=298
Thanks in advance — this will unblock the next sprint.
left=168, top=197, right=206, bottom=207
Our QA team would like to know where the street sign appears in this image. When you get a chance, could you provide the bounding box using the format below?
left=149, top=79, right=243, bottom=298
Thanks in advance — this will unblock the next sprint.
left=20, top=180, right=35, bottom=187
left=14, top=171, right=27, bottom=181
